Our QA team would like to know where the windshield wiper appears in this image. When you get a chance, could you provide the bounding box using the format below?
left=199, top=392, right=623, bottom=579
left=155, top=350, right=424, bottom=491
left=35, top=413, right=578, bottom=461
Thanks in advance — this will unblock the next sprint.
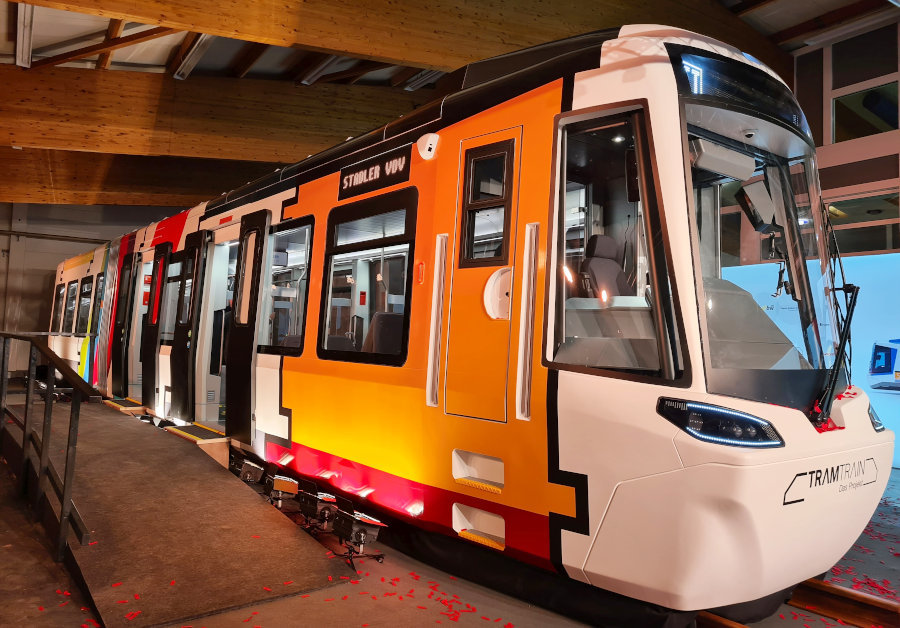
left=810, top=283, right=859, bottom=425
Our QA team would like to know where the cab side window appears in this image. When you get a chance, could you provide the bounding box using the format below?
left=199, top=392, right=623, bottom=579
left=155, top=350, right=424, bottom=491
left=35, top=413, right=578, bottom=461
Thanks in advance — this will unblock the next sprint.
left=319, top=188, right=417, bottom=366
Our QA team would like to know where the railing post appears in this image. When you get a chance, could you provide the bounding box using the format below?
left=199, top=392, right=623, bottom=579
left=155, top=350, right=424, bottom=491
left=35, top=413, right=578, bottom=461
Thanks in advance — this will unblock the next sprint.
left=56, top=388, right=81, bottom=562
left=0, top=337, right=10, bottom=439
left=34, top=367, right=56, bottom=512
left=20, top=343, right=38, bottom=495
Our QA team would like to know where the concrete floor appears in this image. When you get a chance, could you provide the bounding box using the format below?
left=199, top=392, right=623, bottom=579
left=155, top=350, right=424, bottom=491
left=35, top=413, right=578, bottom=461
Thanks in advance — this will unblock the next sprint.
left=0, top=393, right=897, bottom=627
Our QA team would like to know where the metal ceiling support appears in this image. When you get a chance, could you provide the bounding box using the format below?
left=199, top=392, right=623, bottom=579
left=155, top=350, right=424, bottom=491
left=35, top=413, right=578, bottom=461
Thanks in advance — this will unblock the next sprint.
left=173, top=33, right=214, bottom=80
left=15, top=4, right=35, bottom=69
left=295, top=54, right=342, bottom=85
left=389, top=66, right=423, bottom=88
left=403, top=69, right=444, bottom=91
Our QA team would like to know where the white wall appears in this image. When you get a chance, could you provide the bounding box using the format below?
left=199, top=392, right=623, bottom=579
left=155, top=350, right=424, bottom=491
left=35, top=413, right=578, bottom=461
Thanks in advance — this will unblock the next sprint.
left=0, top=203, right=180, bottom=369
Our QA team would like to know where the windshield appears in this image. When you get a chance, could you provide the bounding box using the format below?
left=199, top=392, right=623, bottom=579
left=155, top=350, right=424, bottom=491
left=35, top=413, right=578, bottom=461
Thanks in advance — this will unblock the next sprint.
left=686, top=103, right=840, bottom=410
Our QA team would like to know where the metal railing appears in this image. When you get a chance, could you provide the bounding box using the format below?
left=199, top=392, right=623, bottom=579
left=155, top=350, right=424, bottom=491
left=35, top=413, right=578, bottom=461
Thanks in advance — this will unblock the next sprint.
left=0, top=332, right=101, bottom=561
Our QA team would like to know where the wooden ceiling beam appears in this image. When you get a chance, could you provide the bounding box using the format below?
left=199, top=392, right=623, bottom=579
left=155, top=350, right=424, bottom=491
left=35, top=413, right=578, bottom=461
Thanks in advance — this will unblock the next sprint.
left=317, top=61, right=392, bottom=84
left=230, top=41, right=269, bottom=78
left=0, top=64, right=428, bottom=162
left=730, top=0, right=780, bottom=17
left=0, top=147, right=286, bottom=206
left=30, top=25, right=180, bottom=69
left=390, top=66, right=424, bottom=88
left=166, top=31, right=201, bottom=74
left=12, top=0, right=793, bottom=79
left=770, top=0, right=890, bottom=45
left=96, top=18, right=124, bottom=69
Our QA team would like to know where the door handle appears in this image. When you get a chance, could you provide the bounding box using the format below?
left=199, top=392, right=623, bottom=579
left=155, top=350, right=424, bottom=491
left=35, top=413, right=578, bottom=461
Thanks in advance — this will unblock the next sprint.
left=483, top=267, right=512, bottom=320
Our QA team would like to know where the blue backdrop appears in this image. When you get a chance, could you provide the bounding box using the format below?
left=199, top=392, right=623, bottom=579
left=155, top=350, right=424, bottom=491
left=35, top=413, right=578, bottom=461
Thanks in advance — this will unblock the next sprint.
left=722, top=253, right=900, bottom=467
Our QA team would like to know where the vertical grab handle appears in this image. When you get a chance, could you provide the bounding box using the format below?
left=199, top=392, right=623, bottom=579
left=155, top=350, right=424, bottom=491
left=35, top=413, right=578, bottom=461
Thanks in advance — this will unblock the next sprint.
left=515, top=223, right=539, bottom=421
left=426, top=234, right=449, bottom=407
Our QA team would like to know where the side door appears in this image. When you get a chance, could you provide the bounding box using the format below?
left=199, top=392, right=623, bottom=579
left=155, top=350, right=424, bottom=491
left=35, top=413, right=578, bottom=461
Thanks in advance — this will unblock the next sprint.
left=140, top=243, right=172, bottom=410
left=444, top=129, right=521, bottom=422
left=169, top=231, right=209, bottom=421
left=225, top=210, right=271, bottom=443
left=110, top=252, right=136, bottom=398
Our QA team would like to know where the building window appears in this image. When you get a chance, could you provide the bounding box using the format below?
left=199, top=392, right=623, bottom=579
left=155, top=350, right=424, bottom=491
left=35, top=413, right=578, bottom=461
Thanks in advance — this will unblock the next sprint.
left=833, top=81, right=898, bottom=143
left=258, top=218, right=314, bottom=355
left=319, top=187, right=417, bottom=366
left=74, top=276, right=94, bottom=335
left=829, top=192, right=900, bottom=254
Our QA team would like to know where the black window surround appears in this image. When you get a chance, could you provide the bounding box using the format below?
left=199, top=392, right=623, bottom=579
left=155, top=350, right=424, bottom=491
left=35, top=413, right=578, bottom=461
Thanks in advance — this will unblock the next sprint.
left=459, top=139, right=515, bottom=268
left=61, top=280, right=78, bottom=335
left=258, top=215, right=315, bottom=357
left=51, top=283, right=65, bottom=333
left=317, top=187, right=418, bottom=367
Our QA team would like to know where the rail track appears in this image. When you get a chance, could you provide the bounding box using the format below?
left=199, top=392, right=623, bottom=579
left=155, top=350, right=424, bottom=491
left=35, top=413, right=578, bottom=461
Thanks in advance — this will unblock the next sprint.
left=697, top=578, right=900, bottom=628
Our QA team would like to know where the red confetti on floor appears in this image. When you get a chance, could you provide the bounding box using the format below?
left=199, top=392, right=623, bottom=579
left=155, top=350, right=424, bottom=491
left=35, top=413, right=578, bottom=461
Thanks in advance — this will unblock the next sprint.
left=124, top=610, right=142, bottom=620
left=112, top=582, right=122, bottom=587
left=170, top=580, right=176, bottom=586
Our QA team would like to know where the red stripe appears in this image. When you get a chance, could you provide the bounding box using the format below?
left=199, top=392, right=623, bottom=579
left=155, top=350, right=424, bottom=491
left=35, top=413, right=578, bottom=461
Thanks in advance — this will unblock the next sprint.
left=264, top=440, right=553, bottom=570
left=151, top=210, right=190, bottom=248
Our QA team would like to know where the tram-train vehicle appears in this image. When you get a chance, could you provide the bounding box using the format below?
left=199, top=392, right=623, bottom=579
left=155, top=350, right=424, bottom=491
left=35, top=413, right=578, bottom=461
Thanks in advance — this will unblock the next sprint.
left=870, top=340, right=900, bottom=391
left=47, top=24, right=893, bottom=623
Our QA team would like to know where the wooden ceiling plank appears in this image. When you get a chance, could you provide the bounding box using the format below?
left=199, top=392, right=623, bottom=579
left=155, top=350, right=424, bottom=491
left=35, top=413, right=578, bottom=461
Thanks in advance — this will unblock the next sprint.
left=96, top=18, right=125, bottom=69
left=0, top=64, right=428, bottom=163
left=12, top=0, right=793, bottom=79
left=770, top=0, right=889, bottom=45
left=31, top=25, right=180, bottom=69
left=0, top=147, right=286, bottom=206
left=231, top=41, right=270, bottom=78
left=166, top=31, right=201, bottom=74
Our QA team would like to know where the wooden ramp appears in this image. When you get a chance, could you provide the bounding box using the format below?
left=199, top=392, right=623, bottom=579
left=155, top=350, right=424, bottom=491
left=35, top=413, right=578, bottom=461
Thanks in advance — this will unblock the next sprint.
left=20, top=401, right=350, bottom=628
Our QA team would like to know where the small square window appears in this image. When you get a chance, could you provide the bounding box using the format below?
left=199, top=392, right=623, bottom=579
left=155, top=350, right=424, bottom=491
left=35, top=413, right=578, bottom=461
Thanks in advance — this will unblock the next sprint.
left=471, top=155, right=506, bottom=201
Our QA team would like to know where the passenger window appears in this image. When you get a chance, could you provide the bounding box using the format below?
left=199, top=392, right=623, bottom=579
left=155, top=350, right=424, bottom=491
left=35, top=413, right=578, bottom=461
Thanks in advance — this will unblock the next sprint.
left=550, top=112, right=679, bottom=376
left=258, top=219, right=313, bottom=355
left=159, top=261, right=182, bottom=344
left=320, top=188, right=417, bottom=365
left=89, top=274, right=105, bottom=334
left=461, top=141, right=514, bottom=265
left=51, top=283, right=65, bottom=333
left=62, top=281, right=78, bottom=334
left=74, top=276, right=94, bottom=335
left=235, top=230, right=259, bottom=325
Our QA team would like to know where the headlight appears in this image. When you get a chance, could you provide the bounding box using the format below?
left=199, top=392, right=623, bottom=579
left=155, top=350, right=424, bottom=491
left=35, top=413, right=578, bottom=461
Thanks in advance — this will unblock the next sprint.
left=868, top=404, right=885, bottom=432
left=657, top=398, right=784, bottom=448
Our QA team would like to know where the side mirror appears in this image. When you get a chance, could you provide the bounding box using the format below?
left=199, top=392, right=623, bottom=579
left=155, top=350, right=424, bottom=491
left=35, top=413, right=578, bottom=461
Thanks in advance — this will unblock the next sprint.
left=736, top=181, right=778, bottom=234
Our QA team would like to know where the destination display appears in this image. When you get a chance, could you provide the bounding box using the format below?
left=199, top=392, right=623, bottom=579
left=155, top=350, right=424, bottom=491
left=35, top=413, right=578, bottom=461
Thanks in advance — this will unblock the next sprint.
left=338, top=145, right=412, bottom=200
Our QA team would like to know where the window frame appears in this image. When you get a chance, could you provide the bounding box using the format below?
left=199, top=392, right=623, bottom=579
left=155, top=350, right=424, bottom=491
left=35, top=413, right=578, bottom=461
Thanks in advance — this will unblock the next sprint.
left=61, top=280, right=79, bottom=335
left=257, top=215, right=315, bottom=357
left=542, top=101, right=689, bottom=386
left=74, top=275, right=94, bottom=336
left=459, top=139, right=515, bottom=268
left=158, top=252, right=185, bottom=346
left=234, top=228, right=262, bottom=327
left=317, top=187, right=418, bottom=367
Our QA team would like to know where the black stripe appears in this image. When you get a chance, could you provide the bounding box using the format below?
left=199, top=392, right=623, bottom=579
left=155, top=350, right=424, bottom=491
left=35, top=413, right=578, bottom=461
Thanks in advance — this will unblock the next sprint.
left=546, top=368, right=590, bottom=575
